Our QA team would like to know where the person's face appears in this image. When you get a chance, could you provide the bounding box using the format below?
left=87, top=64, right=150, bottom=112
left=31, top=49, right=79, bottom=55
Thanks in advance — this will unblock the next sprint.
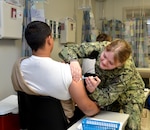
left=99, top=50, right=122, bottom=70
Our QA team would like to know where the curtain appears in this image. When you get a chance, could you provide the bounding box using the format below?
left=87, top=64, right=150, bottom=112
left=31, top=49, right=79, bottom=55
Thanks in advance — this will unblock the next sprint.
left=101, top=19, right=124, bottom=40
left=82, top=10, right=97, bottom=42
left=22, top=0, right=45, bottom=57
left=101, top=18, right=149, bottom=67
left=82, top=10, right=91, bottom=42
left=22, top=0, right=32, bottom=57
left=124, top=18, right=149, bottom=67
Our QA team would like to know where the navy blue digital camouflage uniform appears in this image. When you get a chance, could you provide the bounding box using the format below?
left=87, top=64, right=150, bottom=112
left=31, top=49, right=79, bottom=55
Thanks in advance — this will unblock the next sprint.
left=59, top=41, right=145, bottom=130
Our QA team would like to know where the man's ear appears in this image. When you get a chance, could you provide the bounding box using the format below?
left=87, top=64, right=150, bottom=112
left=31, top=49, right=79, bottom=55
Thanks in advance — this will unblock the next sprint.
left=47, top=35, right=52, bottom=45
left=49, top=35, right=53, bottom=45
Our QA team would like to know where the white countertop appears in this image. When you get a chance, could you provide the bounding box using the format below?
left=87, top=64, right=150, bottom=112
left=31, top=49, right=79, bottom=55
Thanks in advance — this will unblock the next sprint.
left=68, top=111, right=129, bottom=130
left=0, top=95, right=18, bottom=115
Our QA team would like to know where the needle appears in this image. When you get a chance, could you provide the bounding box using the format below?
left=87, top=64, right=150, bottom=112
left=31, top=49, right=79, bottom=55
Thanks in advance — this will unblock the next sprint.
left=80, top=75, right=96, bottom=80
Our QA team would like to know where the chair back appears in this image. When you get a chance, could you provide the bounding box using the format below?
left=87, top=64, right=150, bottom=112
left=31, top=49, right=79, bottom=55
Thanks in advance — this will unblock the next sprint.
left=17, top=91, right=68, bottom=130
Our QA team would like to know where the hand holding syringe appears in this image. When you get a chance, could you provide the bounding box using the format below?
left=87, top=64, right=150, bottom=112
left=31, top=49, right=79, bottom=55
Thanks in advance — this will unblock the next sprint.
left=80, top=75, right=97, bottom=80
left=80, top=75, right=101, bottom=93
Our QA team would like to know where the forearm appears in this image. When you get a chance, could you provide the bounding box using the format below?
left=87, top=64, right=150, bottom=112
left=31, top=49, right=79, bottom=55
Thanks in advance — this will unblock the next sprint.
left=69, top=80, right=100, bottom=116
left=82, top=101, right=100, bottom=116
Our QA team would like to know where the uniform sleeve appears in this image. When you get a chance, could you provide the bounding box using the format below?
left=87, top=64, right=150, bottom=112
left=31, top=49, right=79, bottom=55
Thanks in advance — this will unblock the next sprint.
left=89, top=76, right=129, bottom=107
left=59, top=41, right=109, bottom=63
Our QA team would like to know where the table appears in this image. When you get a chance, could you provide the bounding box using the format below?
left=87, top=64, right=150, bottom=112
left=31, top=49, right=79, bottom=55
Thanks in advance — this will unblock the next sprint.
left=68, top=111, right=129, bottom=130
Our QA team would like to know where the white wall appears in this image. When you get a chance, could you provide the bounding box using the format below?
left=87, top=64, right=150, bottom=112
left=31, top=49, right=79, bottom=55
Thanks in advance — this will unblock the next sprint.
left=44, top=0, right=96, bottom=61
left=44, top=0, right=76, bottom=61
left=0, top=40, right=21, bottom=100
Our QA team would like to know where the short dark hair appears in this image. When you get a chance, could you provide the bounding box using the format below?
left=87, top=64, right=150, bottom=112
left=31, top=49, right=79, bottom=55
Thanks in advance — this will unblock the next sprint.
left=25, top=21, right=51, bottom=51
left=96, top=33, right=112, bottom=42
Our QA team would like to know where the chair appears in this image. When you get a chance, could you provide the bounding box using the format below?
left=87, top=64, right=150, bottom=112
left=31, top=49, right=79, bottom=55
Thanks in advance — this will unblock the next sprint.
left=17, top=91, right=68, bottom=130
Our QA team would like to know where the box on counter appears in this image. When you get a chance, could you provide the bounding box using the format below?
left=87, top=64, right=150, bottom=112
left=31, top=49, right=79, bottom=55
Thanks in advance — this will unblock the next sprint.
left=81, top=117, right=122, bottom=130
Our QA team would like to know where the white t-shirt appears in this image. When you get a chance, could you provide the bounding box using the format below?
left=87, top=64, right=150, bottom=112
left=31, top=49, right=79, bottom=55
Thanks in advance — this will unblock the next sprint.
left=20, top=55, right=72, bottom=100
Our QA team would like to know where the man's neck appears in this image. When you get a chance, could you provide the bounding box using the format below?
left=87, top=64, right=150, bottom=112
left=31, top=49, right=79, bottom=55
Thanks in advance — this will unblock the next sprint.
left=32, top=49, right=50, bottom=57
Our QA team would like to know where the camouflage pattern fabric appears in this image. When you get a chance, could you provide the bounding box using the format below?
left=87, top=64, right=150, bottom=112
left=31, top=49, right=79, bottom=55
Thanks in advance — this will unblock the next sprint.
left=59, top=41, right=145, bottom=130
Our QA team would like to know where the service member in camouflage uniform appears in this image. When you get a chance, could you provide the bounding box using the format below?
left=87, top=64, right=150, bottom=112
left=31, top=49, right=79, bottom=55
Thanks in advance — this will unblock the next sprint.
left=59, top=39, right=145, bottom=130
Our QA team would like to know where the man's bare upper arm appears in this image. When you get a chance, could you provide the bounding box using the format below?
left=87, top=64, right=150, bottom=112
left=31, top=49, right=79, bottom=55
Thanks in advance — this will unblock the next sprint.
left=69, top=80, right=100, bottom=116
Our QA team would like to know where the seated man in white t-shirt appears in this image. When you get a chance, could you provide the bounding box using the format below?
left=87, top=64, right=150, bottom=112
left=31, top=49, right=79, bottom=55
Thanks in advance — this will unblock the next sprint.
left=11, top=21, right=100, bottom=125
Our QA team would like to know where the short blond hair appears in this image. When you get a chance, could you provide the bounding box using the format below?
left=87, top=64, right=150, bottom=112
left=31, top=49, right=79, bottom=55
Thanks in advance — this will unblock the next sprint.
left=105, top=39, right=132, bottom=64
